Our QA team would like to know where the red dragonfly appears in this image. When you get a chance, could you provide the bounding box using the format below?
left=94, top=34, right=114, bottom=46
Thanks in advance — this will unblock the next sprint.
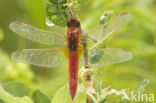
left=10, top=13, right=133, bottom=100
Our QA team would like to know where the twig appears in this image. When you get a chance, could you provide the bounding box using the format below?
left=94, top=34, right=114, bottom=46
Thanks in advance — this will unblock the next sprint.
left=86, top=92, right=98, bottom=103
left=67, top=0, right=78, bottom=18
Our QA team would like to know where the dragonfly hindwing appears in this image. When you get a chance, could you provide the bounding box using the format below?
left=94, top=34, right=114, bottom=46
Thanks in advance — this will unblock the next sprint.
left=89, top=48, right=133, bottom=67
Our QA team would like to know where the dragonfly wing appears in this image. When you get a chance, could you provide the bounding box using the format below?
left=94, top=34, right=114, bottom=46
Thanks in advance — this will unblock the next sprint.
left=11, top=48, right=66, bottom=68
left=50, top=25, right=67, bottom=36
left=86, top=13, right=133, bottom=41
left=89, top=48, right=133, bottom=67
left=9, top=22, right=66, bottom=46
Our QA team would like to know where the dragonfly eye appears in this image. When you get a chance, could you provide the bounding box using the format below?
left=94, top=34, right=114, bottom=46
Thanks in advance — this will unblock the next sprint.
left=67, top=18, right=80, bottom=28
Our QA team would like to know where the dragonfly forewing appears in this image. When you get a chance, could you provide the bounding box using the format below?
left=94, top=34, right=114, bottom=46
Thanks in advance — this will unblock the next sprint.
left=86, top=13, right=133, bottom=42
left=9, top=22, right=66, bottom=46
left=89, top=48, right=133, bottom=67
left=11, top=49, right=66, bottom=68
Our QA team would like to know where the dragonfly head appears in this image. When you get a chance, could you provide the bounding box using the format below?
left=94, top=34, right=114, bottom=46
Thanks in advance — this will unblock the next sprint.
left=67, top=18, right=80, bottom=28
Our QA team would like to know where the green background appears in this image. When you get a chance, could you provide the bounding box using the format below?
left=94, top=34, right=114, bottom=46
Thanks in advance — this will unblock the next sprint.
left=0, top=0, right=155, bottom=102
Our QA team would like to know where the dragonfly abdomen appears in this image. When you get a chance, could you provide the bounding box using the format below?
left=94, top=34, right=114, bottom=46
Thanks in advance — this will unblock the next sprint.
left=67, top=18, right=80, bottom=100
left=69, top=50, right=78, bottom=100
left=67, top=25, right=79, bottom=100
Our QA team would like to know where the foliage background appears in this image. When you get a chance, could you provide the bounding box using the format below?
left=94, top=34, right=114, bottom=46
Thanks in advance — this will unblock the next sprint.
left=0, top=0, right=156, bottom=102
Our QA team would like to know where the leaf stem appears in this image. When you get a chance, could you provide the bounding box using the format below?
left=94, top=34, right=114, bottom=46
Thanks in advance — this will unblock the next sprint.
left=86, top=92, right=98, bottom=103
left=57, top=0, right=67, bottom=21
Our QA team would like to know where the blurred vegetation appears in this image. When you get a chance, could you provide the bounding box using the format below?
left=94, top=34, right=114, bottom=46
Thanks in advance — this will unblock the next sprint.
left=0, top=0, right=156, bottom=102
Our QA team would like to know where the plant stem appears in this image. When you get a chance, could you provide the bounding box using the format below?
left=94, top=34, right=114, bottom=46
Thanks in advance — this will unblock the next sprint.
left=154, top=24, right=156, bottom=98
left=67, top=0, right=78, bottom=18
left=86, top=92, right=98, bottom=103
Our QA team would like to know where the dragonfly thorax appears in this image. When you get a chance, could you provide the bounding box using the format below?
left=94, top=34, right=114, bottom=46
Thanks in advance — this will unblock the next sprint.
left=67, top=27, right=79, bottom=51
left=67, top=18, right=80, bottom=28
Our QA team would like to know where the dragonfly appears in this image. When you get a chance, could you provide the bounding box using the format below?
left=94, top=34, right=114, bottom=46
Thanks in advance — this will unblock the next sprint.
left=9, top=12, right=133, bottom=100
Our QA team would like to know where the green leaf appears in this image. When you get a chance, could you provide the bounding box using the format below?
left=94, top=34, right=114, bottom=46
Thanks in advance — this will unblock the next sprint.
left=32, top=90, right=51, bottom=103
left=97, top=86, right=130, bottom=103
left=0, top=99, right=5, bottom=103
left=99, top=10, right=113, bottom=24
left=46, top=0, right=72, bottom=26
left=52, top=85, right=86, bottom=103
left=136, top=79, right=150, bottom=93
left=0, top=85, right=33, bottom=103
left=2, top=82, right=30, bottom=97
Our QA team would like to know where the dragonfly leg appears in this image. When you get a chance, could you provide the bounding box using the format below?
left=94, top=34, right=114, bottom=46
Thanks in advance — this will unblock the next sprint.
left=80, top=33, right=98, bottom=43
left=87, top=36, right=98, bottom=43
